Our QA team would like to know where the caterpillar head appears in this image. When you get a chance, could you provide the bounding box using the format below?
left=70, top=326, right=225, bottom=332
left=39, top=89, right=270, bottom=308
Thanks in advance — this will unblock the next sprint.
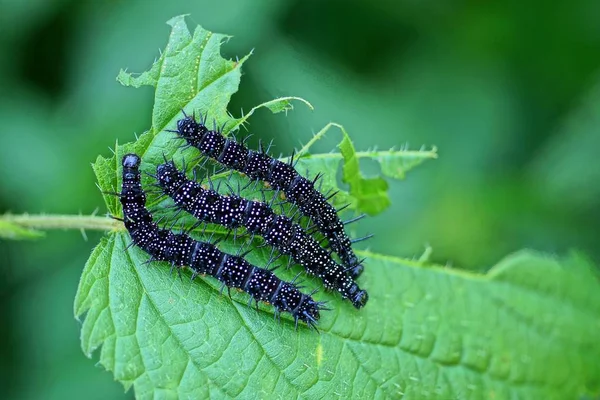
left=122, top=153, right=141, bottom=169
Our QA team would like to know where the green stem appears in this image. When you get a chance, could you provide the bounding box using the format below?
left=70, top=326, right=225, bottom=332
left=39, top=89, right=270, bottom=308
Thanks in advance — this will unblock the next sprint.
left=229, top=96, right=314, bottom=133
left=297, top=122, right=343, bottom=157
left=0, top=213, right=124, bottom=232
left=306, top=148, right=439, bottom=160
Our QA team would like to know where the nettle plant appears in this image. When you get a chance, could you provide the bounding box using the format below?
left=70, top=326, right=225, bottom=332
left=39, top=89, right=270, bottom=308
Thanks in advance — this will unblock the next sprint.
left=2, top=16, right=599, bottom=400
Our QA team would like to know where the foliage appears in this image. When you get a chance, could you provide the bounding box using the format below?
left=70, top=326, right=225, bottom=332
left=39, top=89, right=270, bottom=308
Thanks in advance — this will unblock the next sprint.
left=72, top=16, right=600, bottom=399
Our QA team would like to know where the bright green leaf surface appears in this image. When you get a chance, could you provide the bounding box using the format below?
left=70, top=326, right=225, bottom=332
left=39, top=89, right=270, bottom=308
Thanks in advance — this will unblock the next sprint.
left=74, top=15, right=599, bottom=399
left=76, top=234, right=600, bottom=399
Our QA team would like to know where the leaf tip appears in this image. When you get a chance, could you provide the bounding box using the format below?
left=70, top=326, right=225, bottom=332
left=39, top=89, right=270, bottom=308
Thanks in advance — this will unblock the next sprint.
left=116, top=69, right=131, bottom=86
left=166, top=14, right=190, bottom=28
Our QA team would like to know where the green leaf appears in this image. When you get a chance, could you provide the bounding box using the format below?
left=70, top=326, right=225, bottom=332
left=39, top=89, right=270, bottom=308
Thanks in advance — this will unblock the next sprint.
left=368, top=146, right=439, bottom=180
left=76, top=233, right=600, bottom=398
left=0, top=218, right=44, bottom=240
left=80, top=15, right=575, bottom=399
left=339, top=129, right=390, bottom=215
left=75, top=15, right=599, bottom=399
left=295, top=123, right=438, bottom=215
left=94, top=16, right=433, bottom=218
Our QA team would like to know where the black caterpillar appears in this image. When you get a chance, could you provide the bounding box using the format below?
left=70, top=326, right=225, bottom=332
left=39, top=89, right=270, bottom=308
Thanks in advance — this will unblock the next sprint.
left=154, top=160, right=368, bottom=309
left=169, top=112, right=369, bottom=279
left=119, top=153, right=323, bottom=328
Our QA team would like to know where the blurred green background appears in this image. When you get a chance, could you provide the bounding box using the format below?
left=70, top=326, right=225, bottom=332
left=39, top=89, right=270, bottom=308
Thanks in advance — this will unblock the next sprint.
left=1, top=0, right=599, bottom=398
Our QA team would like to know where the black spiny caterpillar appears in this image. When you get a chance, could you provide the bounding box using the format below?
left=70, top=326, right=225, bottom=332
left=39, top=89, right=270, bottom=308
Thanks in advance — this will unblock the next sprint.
left=155, top=159, right=368, bottom=308
left=118, top=153, right=323, bottom=329
left=169, top=112, right=370, bottom=279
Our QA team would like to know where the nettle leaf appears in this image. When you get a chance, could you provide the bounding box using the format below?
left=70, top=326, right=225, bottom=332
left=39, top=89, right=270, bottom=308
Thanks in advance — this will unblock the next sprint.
left=75, top=15, right=599, bottom=399
left=75, top=236, right=600, bottom=398
left=291, top=123, right=437, bottom=215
